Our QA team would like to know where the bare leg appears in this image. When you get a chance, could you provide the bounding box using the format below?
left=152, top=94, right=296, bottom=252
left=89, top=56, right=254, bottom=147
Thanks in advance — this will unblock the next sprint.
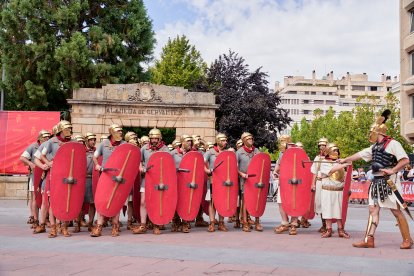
left=140, top=192, right=147, bottom=225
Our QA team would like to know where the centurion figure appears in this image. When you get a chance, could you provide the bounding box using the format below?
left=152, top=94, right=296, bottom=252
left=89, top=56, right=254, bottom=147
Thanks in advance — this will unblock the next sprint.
left=340, top=110, right=413, bottom=249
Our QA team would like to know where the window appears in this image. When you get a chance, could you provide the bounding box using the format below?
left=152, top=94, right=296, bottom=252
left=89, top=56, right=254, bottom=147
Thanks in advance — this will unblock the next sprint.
left=411, top=52, right=414, bottom=75
left=412, top=95, right=414, bottom=118
left=352, top=85, right=365, bottom=91
left=311, top=92, right=316, bottom=95
left=328, top=92, right=333, bottom=95
left=369, top=86, right=378, bottom=91
left=343, top=103, right=349, bottom=106
left=340, top=95, right=345, bottom=98
left=339, top=85, right=346, bottom=90
left=352, top=95, right=359, bottom=99
left=303, top=100, right=309, bottom=104
left=305, top=91, right=309, bottom=95
left=303, top=110, right=310, bottom=114
left=326, top=100, right=336, bottom=105
left=314, top=100, right=324, bottom=104
left=287, top=91, right=297, bottom=94
left=322, top=92, right=327, bottom=95
left=411, top=9, right=414, bottom=33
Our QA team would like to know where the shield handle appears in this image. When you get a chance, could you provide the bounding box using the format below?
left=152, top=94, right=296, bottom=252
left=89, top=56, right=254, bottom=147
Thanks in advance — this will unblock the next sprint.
left=188, top=158, right=198, bottom=214
left=255, top=159, right=265, bottom=212
left=106, top=150, right=131, bottom=210
left=65, top=149, right=75, bottom=213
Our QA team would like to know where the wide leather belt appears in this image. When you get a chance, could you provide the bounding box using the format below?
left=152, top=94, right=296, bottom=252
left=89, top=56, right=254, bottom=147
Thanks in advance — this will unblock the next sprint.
left=322, top=185, right=343, bottom=191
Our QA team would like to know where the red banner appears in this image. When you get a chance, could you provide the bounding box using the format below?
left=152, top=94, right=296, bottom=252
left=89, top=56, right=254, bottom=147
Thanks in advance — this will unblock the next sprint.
left=401, top=182, right=414, bottom=201
left=0, top=111, right=60, bottom=175
left=350, top=181, right=414, bottom=202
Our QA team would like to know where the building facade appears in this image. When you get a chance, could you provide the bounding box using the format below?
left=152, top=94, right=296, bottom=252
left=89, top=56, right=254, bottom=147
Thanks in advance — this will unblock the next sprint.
left=277, top=71, right=396, bottom=133
left=400, top=0, right=414, bottom=143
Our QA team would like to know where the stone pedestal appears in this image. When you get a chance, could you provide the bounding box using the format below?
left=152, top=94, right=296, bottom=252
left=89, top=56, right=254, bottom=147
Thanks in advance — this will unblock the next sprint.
left=0, top=175, right=28, bottom=200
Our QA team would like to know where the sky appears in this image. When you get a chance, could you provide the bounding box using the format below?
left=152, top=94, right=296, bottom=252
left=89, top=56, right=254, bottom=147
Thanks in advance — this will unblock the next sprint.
left=143, top=0, right=399, bottom=88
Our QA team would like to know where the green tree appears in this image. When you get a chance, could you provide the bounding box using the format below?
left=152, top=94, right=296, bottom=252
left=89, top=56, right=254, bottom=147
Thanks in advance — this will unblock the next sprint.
left=290, top=93, right=412, bottom=167
left=0, top=0, right=155, bottom=111
left=150, top=35, right=207, bottom=90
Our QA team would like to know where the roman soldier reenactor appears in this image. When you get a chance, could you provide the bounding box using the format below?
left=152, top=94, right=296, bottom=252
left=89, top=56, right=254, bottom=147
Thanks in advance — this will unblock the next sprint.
left=236, top=139, right=243, bottom=150
left=311, top=138, right=329, bottom=232
left=204, top=133, right=229, bottom=232
left=33, top=120, right=74, bottom=238
left=124, top=131, right=139, bottom=230
left=237, top=132, right=262, bottom=232
left=171, top=134, right=194, bottom=233
left=140, top=135, right=150, bottom=147
left=133, top=128, right=170, bottom=235
left=73, top=135, right=85, bottom=144
left=90, top=124, right=125, bottom=237
left=319, top=143, right=350, bottom=238
left=273, top=135, right=299, bottom=235
left=339, top=110, right=413, bottom=249
left=20, top=130, right=51, bottom=229
left=73, top=132, right=97, bottom=233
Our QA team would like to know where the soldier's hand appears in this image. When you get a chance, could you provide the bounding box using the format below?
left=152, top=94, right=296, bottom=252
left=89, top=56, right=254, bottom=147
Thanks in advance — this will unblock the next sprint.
left=380, top=168, right=394, bottom=175
left=337, top=158, right=346, bottom=164
left=207, top=169, right=212, bottom=177
left=95, top=164, right=102, bottom=171
left=241, top=173, right=248, bottom=179
left=41, top=163, right=48, bottom=170
left=29, top=163, right=36, bottom=170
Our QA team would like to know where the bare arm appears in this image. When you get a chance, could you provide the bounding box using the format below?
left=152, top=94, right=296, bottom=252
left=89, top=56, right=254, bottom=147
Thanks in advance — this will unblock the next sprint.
left=339, top=152, right=362, bottom=164
left=20, top=156, right=35, bottom=170
left=381, top=158, right=409, bottom=176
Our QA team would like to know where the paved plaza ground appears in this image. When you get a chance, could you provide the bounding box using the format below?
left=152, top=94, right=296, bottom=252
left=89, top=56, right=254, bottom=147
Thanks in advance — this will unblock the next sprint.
left=0, top=200, right=413, bottom=276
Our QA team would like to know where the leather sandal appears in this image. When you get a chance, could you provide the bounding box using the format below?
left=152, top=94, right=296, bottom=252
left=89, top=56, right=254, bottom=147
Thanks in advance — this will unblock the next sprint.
left=132, top=224, right=147, bottom=234
left=48, top=224, right=57, bottom=238
left=338, top=228, right=350, bottom=239
left=242, top=223, right=251, bottom=232
left=153, top=225, right=161, bottom=235
left=274, top=224, right=289, bottom=234
left=33, top=223, right=46, bottom=234
left=90, top=224, right=103, bottom=237
left=61, top=223, right=72, bottom=237
left=289, top=225, right=298, bottom=235
left=321, top=228, right=332, bottom=238
left=27, top=216, right=35, bottom=224
left=182, top=221, right=190, bottom=233
left=255, top=221, right=263, bottom=232
left=111, top=223, right=120, bottom=237
left=218, top=221, right=228, bottom=232
left=207, top=222, right=215, bottom=232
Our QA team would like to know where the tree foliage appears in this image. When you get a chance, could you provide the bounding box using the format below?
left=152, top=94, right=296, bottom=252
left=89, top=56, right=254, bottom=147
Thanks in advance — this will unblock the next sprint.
left=0, top=0, right=155, bottom=111
left=291, top=93, right=412, bottom=168
left=206, top=50, right=291, bottom=150
left=150, top=35, right=207, bottom=90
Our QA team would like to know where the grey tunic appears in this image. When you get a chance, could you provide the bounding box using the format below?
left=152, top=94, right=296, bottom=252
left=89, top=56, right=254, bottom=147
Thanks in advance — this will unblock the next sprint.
left=85, top=147, right=95, bottom=203
left=21, top=142, right=40, bottom=186
left=37, top=137, right=74, bottom=189
left=140, top=143, right=170, bottom=188
left=204, top=148, right=220, bottom=192
left=171, top=148, right=184, bottom=169
left=93, top=139, right=126, bottom=167
left=236, top=146, right=259, bottom=192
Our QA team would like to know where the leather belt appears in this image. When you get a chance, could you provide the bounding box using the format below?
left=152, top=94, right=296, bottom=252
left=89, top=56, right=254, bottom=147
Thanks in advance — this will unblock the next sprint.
left=322, top=185, right=343, bottom=191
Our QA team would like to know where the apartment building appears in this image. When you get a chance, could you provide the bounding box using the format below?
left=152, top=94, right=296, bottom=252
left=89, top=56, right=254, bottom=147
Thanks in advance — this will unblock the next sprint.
left=277, top=71, right=396, bottom=133
left=400, top=0, right=414, bottom=143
